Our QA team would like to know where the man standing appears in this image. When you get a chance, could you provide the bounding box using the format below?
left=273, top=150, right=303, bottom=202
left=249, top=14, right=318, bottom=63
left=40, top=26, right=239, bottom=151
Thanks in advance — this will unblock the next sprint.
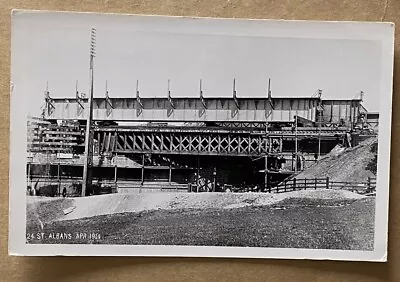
left=346, top=131, right=352, bottom=148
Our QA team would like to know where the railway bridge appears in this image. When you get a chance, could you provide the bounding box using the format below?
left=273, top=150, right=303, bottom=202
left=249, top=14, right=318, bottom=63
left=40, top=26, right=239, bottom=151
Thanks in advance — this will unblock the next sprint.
left=29, top=87, right=371, bottom=193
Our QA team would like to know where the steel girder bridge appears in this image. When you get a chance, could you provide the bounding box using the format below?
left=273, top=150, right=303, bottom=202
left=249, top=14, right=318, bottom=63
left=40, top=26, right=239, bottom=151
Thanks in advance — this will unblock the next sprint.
left=95, top=127, right=280, bottom=157
left=93, top=126, right=348, bottom=157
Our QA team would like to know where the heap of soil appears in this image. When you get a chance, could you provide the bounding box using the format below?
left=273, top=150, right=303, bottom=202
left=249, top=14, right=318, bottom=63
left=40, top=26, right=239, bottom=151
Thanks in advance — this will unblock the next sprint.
left=293, top=137, right=377, bottom=182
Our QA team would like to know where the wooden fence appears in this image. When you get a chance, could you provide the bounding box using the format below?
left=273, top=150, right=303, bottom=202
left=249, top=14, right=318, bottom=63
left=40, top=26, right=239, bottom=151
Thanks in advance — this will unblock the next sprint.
left=270, top=176, right=376, bottom=194
left=27, top=175, right=377, bottom=196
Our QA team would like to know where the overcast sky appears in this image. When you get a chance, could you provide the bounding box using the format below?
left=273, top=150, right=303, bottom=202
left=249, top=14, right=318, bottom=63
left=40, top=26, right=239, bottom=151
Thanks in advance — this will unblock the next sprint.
left=11, top=12, right=382, bottom=117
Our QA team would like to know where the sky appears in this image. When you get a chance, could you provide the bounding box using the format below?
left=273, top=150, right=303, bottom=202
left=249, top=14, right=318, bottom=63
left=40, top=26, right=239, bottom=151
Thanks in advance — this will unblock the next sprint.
left=11, top=12, right=383, bottom=117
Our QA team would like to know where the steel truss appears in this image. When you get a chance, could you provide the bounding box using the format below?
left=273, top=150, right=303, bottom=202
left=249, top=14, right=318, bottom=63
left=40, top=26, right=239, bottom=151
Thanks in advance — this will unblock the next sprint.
left=95, top=130, right=283, bottom=157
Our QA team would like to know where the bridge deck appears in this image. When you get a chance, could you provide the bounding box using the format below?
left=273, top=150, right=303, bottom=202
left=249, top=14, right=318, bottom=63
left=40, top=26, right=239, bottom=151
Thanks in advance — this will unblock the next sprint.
left=44, top=97, right=319, bottom=123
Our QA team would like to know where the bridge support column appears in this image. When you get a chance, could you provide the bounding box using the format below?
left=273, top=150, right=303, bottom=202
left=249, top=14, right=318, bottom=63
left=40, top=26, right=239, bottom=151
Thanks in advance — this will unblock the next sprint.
left=168, top=163, right=172, bottom=184
left=141, top=154, right=145, bottom=185
left=213, top=167, right=216, bottom=192
left=196, top=156, right=200, bottom=193
left=114, top=164, right=118, bottom=192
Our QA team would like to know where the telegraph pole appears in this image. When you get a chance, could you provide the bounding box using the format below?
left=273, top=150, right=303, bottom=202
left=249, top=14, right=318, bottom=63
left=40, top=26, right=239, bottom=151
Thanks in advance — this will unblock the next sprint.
left=82, top=27, right=96, bottom=197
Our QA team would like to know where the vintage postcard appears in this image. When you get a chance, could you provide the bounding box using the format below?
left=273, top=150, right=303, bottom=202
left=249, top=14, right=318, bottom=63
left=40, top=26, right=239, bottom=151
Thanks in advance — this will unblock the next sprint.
left=9, top=10, right=394, bottom=261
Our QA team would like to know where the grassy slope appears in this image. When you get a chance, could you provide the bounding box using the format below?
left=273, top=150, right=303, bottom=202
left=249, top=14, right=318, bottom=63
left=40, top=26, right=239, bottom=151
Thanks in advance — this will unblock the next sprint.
left=27, top=197, right=375, bottom=250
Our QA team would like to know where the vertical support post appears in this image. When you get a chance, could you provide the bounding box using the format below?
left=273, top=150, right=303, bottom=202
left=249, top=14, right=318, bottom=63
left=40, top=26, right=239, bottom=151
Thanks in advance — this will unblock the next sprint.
left=284, top=180, right=287, bottom=192
left=318, top=104, right=322, bottom=159
left=315, top=178, right=317, bottom=189
left=293, top=178, right=296, bottom=191
left=114, top=154, right=118, bottom=193
left=326, top=177, right=329, bottom=189
left=57, top=162, right=61, bottom=197
left=169, top=163, right=172, bottom=184
left=27, top=162, right=31, bottom=184
left=265, top=121, right=269, bottom=192
left=367, top=177, right=371, bottom=192
left=351, top=101, right=355, bottom=131
left=27, top=163, right=31, bottom=195
left=304, top=178, right=307, bottom=190
left=213, top=167, right=216, bottom=192
left=294, top=115, right=298, bottom=172
left=196, top=156, right=200, bottom=193
left=265, top=156, right=268, bottom=191
left=141, top=154, right=145, bottom=185
left=82, top=27, right=96, bottom=197
left=291, top=155, right=294, bottom=171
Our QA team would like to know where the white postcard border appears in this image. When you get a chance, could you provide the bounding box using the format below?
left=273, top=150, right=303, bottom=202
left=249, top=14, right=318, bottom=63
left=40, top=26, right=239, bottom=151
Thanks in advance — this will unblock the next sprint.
left=9, top=10, right=395, bottom=261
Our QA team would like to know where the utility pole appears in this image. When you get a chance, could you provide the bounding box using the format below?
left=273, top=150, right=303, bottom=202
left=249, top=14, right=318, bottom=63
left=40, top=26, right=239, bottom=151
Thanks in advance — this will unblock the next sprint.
left=82, top=27, right=96, bottom=197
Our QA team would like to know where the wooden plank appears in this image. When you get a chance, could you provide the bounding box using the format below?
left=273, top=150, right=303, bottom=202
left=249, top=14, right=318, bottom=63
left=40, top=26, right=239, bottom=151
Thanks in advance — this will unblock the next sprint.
left=43, top=136, right=78, bottom=141
left=29, top=147, right=73, bottom=152
left=29, top=141, right=79, bottom=146
left=44, top=131, right=82, bottom=135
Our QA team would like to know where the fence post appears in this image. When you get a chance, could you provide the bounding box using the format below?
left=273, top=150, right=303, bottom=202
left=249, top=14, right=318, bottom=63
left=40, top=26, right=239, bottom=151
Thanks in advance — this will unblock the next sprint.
left=326, top=177, right=329, bottom=189
left=284, top=180, right=287, bottom=192
left=315, top=178, right=317, bottom=190
left=304, top=178, right=307, bottom=190
left=293, top=178, right=296, bottom=191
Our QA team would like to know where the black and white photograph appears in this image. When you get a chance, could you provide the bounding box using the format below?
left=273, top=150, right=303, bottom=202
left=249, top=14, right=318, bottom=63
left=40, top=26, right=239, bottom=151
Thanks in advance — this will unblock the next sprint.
left=9, top=10, right=394, bottom=261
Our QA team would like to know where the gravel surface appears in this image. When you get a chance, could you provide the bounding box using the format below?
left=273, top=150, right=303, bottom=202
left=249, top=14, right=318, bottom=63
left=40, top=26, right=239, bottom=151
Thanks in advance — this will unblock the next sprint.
left=27, top=189, right=365, bottom=223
